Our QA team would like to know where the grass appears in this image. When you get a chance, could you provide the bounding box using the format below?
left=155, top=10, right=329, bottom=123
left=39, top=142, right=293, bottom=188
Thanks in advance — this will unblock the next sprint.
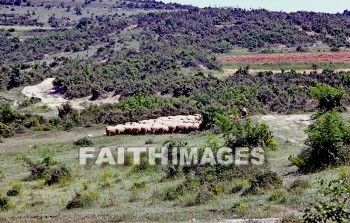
left=0, top=112, right=340, bottom=222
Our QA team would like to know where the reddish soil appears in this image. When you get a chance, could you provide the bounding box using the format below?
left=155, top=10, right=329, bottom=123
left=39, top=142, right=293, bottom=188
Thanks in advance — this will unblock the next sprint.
left=217, top=52, right=350, bottom=64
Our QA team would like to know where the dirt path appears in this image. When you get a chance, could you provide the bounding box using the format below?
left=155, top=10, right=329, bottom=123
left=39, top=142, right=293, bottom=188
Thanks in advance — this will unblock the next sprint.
left=21, top=78, right=120, bottom=110
left=257, top=114, right=312, bottom=145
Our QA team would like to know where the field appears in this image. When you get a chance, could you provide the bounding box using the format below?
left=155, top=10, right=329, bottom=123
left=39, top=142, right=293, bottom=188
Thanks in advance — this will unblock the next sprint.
left=0, top=112, right=337, bottom=222
left=217, top=52, right=350, bottom=64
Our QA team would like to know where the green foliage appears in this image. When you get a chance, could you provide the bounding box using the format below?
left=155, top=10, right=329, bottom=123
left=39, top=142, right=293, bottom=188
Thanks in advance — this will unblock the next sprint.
left=74, top=137, right=94, bottom=147
left=0, top=122, right=14, bottom=138
left=303, top=169, right=350, bottom=223
left=0, top=103, right=21, bottom=124
left=288, top=179, right=311, bottom=194
left=99, top=170, right=113, bottom=189
left=224, top=116, right=276, bottom=150
left=130, top=181, right=146, bottom=191
left=309, top=83, right=344, bottom=112
left=7, top=181, right=24, bottom=197
left=232, top=203, right=249, bottom=217
left=21, top=152, right=71, bottom=186
left=243, top=171, right=283, bottom=196
left=268, top=189, right=287, bottom=204
left=295, top=111, right=350, bottom=172
left=66, top=190, right=99, bottom=210
left=0, top=195, right=9, bottom=210
left=145, top=138, right=154, bottom=145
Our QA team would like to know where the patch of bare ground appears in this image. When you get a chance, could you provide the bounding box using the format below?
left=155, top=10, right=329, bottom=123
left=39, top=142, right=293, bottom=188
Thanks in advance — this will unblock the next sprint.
left=223, top=68, right=350, bottom=75
left=218, top=52, right=350, bottom=64
left=21, top=78, right=120, bottom=110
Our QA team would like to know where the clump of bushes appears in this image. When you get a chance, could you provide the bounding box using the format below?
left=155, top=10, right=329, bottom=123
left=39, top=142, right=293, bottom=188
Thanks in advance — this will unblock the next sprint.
left=293, top=111, right=350, bottom=172
left=74, top=137, right=93, bottom=147
left=0, top=195, right=9, bottom=210
left=145, top=138, right=154, bottom=145
left=99, top=169, right=113, bottom=189
left=288, top=179, right=311, bottom=195
left=130, top=181, right=146, bottom=191
left=66, top=191, right=99, bottom=209
left=268, top=189, right=287, bottom=204
left=309, top=83, right=344, bottom=112
left=243, top=171, right=283, bottom=196
left=0, top=122, right=14, bottom=138
left=303, top=169, right=350, bottom=222
left=21, top=152, right=71, bottom=185
left=6, top=181, right=24, bottom=197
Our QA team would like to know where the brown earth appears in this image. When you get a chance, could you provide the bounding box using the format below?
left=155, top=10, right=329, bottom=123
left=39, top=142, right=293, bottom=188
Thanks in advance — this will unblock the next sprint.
left=217, top=52, right=350, bottom=64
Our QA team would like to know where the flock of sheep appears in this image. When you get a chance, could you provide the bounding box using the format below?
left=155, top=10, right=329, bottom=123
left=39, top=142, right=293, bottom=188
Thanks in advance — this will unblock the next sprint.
left=106, top=114, right=202, bottom=136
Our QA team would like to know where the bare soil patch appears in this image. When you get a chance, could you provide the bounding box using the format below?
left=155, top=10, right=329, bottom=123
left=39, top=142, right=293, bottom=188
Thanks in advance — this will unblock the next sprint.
left=218, top=52, right=350, bottom=64
left=21, top=78, right=120, bottom=110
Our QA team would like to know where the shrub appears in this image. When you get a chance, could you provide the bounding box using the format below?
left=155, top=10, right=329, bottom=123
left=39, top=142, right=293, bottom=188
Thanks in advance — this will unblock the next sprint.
left=303, top=172, right=350, bottom=222
left=309, top=83, right=344, bottom=112
left=66, top=191, right=99, bottom=209
left=0, top=122, right=14, bottom=138
left=243, top=171, right=283, bottom=195
left=145, top=138, right=154, bottom=145
left=7, top=181, right=24, bottom=197
left=295, top=111, right=350, bottom=172
left=74, top=137, right=93, bottom=147
left=21, top=152, right=71, bottom=185
left=232, top=203, right=249, bottom=217
left=0, top=196, right=9, bottom=210
left=288, top=179, right=311, bottom=194
left=99, top=169, right=113, bottom=189
left=268, top=189, right=287, bottom=203
left=281, top=214, right=301, bottom=223
left=130, top=181, right=146, bottom=191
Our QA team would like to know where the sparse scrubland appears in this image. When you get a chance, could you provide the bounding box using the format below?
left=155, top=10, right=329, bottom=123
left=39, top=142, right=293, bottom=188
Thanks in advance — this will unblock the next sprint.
left=1, top=1, right=350, bottom=222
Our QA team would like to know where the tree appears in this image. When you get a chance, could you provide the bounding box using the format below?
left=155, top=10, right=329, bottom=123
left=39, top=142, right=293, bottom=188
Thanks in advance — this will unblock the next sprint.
left=309, top=83, right=344, bottom=112
left=294, top=111, right=350, bottom=172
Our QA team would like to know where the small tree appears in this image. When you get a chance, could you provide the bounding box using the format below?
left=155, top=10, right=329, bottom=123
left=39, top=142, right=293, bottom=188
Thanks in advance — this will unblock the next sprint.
left=309, top=83, right=344, bottom=112
left=294, top=111, right=350, bottom=172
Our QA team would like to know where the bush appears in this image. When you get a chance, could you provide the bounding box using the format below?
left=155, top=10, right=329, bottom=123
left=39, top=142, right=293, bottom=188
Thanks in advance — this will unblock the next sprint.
left=232, top=203, right=249, bottom=217
left=130, top=181, right=146, bottom=191
left=0, top=196, right=9, bottom=210
left=99, top=169, right=113, bottom=188
left=0, top=122, right=14, bottom=138
left=74, top=137, right=93, bottom=147
left=145, top=138, right=154, bottom=145
left=309, top=83, right=344, bottom=112
left=66, top=191, right=99, bottom=209
left=303, top=171, right=350, bottom=222
left=243, top=171, right=283, bottom=195
left=268, top=189, right=287, bottom=203
left=295, top=111, right=350, bottom=172
left=7, top=181, right=24, bottom=197
left=281, top=214, right=301, bottom=223
left=21, top=152, right=71, bottom=185
left=288, top=179, right=311, bottom=194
